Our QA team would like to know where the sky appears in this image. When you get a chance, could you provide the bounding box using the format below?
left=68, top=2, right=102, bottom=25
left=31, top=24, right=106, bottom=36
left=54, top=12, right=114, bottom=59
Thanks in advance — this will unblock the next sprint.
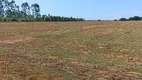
left=14, top=0, right=142, bottom=20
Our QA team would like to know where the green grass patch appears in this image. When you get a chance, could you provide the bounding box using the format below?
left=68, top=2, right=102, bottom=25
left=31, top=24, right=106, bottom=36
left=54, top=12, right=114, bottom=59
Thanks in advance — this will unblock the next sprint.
left=85, top=55, right=124, bottom=67
left=36, top=48, right=82, bottom=60
left=36, top=48, right=124, bottom=67
left=91, top=71, right=98, bottom=80
left=35, top=33, right=65, bottom=39
left=133, top=66, right=142, bottom=74
left=34, top=28, right=77, bottom=39
left=57, top=69, right=79, bottom=80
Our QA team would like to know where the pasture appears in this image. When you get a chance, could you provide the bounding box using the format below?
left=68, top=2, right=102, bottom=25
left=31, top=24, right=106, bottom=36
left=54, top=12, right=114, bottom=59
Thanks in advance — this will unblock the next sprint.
left=0, top=21, right=142, bottom=80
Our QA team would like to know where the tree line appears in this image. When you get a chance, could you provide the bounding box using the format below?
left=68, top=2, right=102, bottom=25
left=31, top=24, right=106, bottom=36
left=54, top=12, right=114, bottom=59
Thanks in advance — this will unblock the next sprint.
left=119, top=16, right=142, bottom=21
left=0, top=0, right=84, bottom=22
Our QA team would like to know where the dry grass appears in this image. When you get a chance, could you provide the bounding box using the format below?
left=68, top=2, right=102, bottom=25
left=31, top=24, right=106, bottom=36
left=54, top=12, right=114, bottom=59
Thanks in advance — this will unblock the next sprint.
left=0, top=21, right=142, bottom=80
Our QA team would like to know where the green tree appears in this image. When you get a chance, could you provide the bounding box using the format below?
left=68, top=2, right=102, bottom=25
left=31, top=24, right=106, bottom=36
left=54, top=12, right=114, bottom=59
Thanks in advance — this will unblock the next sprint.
left=21, top=2, right=30, bottom=18
left=5, top=0, right=17, bottom=18
left=119, top=18, right=127, bottom=21
left=31, top=3, right=40, bottom=18
left=0, top=0, right=4, bottom=17
left=129, top=16, right=141, bottom=21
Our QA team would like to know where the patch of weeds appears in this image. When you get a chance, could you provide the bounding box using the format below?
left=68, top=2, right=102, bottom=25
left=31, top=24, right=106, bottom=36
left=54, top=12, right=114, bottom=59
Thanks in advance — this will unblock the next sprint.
left=35, top=49, right=82, bottom=79
left=91, top=71, right=98, bottom=80
left=36, top=48, right=82, bottom=60
left=50, top=50, right=81, bottom=60
left=64, top=75, right=79, bottom=80
left=133, top=66, right=142, bottom=74
left=0, top=32, right=5, bottom=35
left=85, top=55, right=124, bottom=67
left=34, top=28, right=76, bottom=39
left=55, top=68, right=79, bottom=80
left=0, top=32, right=9, bottom=36
left=37, top=48, right=124, bottom=67
left=35, top=33, right=65, bottom=39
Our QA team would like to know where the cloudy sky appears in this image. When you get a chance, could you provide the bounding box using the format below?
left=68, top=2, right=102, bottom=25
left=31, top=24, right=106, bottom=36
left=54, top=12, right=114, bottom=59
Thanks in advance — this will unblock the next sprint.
left=14, top=0, right=142, bottom=20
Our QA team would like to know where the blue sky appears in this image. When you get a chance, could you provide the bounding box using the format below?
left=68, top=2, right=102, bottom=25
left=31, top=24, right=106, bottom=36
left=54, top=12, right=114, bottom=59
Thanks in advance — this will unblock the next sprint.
left=14, top=0, right=142, bottom=20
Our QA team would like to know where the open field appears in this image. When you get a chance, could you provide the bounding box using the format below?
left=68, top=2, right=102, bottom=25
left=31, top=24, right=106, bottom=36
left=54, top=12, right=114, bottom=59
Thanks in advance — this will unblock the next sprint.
left=0, top=21, right=142, bottom=80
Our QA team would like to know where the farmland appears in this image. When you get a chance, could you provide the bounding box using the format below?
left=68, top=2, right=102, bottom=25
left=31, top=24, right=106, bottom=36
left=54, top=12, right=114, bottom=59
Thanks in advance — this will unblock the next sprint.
left=0, top=21, right=142, bottom=80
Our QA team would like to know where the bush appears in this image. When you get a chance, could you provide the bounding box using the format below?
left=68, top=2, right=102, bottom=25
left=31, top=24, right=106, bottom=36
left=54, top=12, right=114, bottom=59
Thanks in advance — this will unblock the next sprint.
left=119, top=18, right=127, bottom=21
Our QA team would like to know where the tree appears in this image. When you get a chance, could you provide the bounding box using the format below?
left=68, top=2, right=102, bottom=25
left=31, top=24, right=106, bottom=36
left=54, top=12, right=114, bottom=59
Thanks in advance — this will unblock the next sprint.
left=15, top=5, right=20, bottom=18
left=5, top=0, right=17, bottom=18
left=0, top=0, right=4, bottom=17
left=31, top=3, right=40, bottom=18
left=21, top=2, right=30, bottom=18
left=119, top=18, right=127, bottom=21
left=114, top=19, right=117, bottom=21
left=41, top=14, right=47, bottom=21
left=129, top=16, right=141, bottom=21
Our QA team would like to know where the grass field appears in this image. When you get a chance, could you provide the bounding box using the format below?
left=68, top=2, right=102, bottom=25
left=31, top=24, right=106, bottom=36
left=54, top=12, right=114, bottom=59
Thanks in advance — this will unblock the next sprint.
left=0, top=21, right=142, bottom=80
